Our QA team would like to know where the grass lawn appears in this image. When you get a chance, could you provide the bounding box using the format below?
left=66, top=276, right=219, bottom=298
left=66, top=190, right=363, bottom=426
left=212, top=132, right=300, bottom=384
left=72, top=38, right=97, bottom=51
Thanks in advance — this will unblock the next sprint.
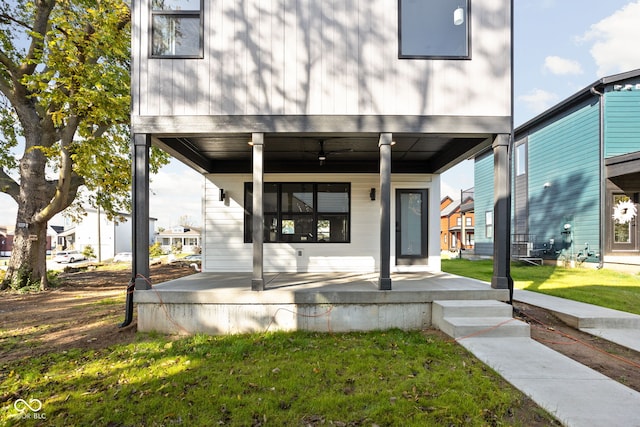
left=0, top=329, right=555, bottom=426
left=442, top=258, right=640, bottom=315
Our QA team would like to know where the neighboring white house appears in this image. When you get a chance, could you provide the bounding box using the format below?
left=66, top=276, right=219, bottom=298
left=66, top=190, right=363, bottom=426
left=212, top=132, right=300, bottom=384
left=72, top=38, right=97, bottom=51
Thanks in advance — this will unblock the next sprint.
left=130, top=0, right=514, bottom=292
left=155, top=226, right=201, bottom=254
left=58, top=208, right=156, bottom=261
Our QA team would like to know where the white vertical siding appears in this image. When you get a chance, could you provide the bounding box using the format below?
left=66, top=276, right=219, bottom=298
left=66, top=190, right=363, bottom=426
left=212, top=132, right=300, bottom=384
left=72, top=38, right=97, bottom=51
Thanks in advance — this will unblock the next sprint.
left=134, top=0, right=511, bottom=118
left=202, top=173, right=439, bottom=273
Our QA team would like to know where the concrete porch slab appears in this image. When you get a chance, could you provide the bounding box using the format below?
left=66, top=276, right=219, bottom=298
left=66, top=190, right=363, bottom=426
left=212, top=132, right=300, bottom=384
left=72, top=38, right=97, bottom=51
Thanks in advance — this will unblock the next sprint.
left=135, top=272, right=509, bottom=335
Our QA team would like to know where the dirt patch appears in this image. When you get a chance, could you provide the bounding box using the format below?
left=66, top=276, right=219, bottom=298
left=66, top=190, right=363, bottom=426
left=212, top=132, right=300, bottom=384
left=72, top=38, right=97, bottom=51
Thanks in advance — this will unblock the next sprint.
left=2, top=267, right=639, bottom=408
left=0, top=263, right=196, bottom=364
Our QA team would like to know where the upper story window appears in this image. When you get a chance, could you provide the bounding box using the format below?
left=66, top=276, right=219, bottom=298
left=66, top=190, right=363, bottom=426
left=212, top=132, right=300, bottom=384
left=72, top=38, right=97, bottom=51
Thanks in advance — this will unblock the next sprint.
left=151, top=0, right=203, bottom=58
left=398, top=0, right=470, bottom=59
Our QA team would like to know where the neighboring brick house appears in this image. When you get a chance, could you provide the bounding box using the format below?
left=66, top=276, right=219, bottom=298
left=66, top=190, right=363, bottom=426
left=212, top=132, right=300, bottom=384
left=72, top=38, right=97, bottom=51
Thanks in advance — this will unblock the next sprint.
left=440, top=190, right=475, bottom=252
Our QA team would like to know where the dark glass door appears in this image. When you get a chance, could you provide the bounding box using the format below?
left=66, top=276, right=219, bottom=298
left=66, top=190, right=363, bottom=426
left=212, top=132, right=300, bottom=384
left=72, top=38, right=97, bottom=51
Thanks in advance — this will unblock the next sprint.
left=396, top=189, right=428, bottom=264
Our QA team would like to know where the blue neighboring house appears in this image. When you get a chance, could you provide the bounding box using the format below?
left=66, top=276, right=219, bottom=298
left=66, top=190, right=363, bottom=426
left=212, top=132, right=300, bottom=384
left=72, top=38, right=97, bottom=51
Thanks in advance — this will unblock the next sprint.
left=475, top=69, right=640, bottom=269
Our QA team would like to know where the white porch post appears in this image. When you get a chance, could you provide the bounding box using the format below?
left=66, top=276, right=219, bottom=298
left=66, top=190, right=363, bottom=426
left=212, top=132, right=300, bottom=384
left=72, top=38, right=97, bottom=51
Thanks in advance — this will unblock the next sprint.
left=252, top=133, right=265, bottom=291
left=379, top=133, right=392, bottom=290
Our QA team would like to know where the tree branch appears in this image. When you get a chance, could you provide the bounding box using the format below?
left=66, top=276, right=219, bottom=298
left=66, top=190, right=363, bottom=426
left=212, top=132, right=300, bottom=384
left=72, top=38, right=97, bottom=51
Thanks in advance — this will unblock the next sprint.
left=32, top=114, right=80, bottom=223
left=0, top=167, right=20, bottom=202
left=18, top=0, right=56, bottom=78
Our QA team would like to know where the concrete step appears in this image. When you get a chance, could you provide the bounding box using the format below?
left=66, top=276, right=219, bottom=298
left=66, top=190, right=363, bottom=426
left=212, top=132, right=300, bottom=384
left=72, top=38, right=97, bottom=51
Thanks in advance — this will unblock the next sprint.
left=432, top=300, right=514, bottom=319
left=432, top=300, right=530, bottom=339
left=437, top=316, right=531, bottom=339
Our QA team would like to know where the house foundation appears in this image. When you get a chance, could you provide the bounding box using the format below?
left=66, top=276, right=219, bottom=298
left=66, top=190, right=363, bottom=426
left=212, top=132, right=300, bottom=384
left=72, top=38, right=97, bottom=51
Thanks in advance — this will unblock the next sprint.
left=135, top=272, right=509, bottom=335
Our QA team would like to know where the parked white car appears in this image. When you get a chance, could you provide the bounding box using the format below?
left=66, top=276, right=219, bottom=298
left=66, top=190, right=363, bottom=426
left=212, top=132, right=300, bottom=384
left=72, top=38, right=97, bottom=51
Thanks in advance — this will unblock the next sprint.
left=113, top=252, right=133, bottom=263
left=53, top=250, right=86, bottom=263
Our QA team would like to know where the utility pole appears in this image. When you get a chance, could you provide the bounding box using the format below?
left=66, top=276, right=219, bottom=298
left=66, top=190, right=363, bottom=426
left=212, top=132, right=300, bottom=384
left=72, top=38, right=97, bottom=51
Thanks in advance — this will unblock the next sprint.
left=459, top=189, right=465, bottom=259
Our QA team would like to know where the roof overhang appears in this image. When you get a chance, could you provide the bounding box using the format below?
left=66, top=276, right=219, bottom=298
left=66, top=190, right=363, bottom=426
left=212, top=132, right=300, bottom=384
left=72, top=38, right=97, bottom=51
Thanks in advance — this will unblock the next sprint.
left=134, top=114, right=510, bottom=175
left=606, top=151, right=640, bottom=193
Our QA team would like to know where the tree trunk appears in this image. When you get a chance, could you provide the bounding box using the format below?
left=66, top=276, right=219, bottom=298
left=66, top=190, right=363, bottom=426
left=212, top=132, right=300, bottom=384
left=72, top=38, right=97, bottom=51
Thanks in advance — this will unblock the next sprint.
left=1, top=142, right=52, bottom=291
left=3, top=220, right=49, bottom=290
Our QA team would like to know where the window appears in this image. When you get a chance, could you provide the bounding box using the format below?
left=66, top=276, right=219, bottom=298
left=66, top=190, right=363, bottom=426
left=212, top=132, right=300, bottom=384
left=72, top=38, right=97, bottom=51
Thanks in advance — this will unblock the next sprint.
left=466, top=217, right=472, bottom=227
left=245, top=183, right=350, bottom=243
left=398, top=0, right=470, bottom=59
left=151, top=0, right=203, bottom=58
left=457, top=217, right=461, bottom=226
left=485, top=211, right=493, bottom=239
left=613, top=194, right=632, bottom=244
left=516, top=143, right=526, bottom=176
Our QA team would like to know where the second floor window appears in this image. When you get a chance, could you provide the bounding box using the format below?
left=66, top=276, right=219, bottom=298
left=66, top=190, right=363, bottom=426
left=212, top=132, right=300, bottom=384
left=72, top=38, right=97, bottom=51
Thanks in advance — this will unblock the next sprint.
left=398, top=0, right=470, bottom=59
left=151, top=0, right=203, bottom=58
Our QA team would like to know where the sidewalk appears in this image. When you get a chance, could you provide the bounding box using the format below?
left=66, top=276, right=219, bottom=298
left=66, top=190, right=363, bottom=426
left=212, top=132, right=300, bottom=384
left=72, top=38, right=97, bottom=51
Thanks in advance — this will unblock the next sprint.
left=456, top=290, right=640, bottom=427
left=514, top=288, right=640, bottom=353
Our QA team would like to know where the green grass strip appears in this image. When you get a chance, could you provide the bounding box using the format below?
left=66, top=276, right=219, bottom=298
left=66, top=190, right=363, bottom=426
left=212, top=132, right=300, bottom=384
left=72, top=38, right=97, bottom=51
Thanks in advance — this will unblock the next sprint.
left=442, top=259, right=640, bottom=315
left=1, top=330, right=554, bottom=426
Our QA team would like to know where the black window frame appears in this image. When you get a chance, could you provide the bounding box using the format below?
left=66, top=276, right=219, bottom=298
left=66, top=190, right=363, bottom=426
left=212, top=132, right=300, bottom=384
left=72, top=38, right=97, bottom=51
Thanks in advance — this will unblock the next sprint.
left=244, top=182, right=351, bottom=244
left=398, top=0, right=471, bottom=60
left=150, top=0, right=204, bottom=59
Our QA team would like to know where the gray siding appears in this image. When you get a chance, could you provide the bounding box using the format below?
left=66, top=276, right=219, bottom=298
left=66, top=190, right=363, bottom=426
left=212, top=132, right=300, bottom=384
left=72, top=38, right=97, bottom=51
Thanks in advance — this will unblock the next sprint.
left=473, top=151, right=494, bottom=256
left=133, top=0, right=511, bottom=118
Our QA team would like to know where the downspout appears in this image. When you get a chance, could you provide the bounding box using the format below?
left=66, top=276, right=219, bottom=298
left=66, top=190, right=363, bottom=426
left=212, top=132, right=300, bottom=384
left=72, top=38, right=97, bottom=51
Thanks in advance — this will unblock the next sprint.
left=590, top=85, right=605, bottom=269
left=119, top=278, right=135, bottom=328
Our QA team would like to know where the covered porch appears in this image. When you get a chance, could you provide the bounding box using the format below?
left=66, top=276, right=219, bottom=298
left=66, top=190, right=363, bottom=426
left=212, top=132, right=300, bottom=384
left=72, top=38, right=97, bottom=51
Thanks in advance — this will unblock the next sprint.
left=135, top=271, right=509, bottom=335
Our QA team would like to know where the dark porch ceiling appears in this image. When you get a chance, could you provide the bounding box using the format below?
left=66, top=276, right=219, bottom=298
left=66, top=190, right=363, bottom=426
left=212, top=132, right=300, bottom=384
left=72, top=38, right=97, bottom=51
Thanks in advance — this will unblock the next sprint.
left=154, top=133, right=493, bottom=175
left=606, top=151, right=640, bottom=193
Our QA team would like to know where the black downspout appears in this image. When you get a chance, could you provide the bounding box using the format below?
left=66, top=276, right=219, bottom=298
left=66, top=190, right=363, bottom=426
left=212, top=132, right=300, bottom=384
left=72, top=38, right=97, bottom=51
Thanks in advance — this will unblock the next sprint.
left=119, top=278, right=135, bottom=328
left=590, top=86, right=605, bottom=269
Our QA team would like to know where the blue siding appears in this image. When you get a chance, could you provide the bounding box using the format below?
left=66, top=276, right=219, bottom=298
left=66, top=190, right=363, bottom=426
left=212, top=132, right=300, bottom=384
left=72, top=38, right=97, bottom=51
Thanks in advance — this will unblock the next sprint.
left=527, top=101, right=601, bottom=258
left=604, top=88, right=640, bottom=158
left=473, top=151, right=494, bottom=256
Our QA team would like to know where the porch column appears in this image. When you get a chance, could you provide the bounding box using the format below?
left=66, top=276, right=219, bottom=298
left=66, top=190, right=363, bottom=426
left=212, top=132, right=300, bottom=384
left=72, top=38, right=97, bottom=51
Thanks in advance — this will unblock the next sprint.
left=251, top=133, right=265, bottom=291
left=378, top=133, right=392, bottom=290
left=133, top=133, right=151, bottom=290
left=492, top=134, right=514, bottom=299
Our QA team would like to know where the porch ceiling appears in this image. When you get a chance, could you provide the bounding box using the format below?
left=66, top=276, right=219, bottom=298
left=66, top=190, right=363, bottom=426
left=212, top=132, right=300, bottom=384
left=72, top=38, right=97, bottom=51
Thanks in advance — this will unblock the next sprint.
left=154, top=133, right=492, bottom=175
left=606, top=151, right=640, bottom=193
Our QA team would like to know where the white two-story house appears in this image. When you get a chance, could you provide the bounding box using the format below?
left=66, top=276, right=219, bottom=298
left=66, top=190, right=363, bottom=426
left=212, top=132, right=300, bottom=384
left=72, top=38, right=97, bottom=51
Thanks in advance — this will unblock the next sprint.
left=130, top=0, right=514, bottom=296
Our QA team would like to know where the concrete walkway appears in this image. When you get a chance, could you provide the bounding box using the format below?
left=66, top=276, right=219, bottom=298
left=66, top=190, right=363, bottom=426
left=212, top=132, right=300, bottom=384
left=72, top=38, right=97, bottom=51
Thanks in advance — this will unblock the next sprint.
left=514, top=289, right=640, bottom=352
left=455, top=290, right=640, bottom=427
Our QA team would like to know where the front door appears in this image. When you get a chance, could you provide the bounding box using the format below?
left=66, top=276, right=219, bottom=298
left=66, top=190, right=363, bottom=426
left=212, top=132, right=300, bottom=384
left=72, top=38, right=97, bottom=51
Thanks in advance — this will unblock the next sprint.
left=396, top=189, right=428, bottom=264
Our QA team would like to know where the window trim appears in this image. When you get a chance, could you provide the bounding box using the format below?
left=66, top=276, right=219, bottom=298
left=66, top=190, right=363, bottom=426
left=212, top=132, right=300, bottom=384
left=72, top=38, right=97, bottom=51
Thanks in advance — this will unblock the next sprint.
left=515, top=142, right=527, bottom=176
left=398, top=0, right=471, bottom=60
left=485, top=211, right=493, bottom=239
left=150, top=0, right=204, bottom=59
left=244, top=182, right=351, bottom=244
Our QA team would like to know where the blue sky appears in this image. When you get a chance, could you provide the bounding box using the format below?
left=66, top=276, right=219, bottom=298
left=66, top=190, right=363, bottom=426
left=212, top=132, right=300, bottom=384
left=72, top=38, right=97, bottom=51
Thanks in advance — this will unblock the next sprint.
left=2, top=1, right=640, bottom=227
